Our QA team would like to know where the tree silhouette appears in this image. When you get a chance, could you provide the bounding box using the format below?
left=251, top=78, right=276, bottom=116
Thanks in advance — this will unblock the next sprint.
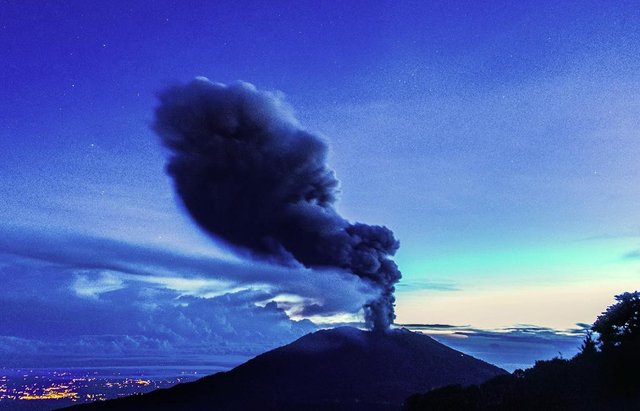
left=591, top=291, right=640, bottom=393
left=592, top=291, right=640, bottom=351
left=576, top=331, right=598, bottom=358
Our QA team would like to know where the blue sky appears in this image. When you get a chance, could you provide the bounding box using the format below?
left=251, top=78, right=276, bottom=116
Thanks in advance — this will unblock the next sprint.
left=1, top=0, right=640, bottom=370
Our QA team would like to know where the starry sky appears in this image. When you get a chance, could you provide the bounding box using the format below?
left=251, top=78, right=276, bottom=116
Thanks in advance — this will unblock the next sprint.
left=2, top=0, right=640, bottom=370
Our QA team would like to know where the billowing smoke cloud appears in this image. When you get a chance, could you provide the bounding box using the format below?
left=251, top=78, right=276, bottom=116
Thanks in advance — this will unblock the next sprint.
left=153, top=79, right=401, bottom=330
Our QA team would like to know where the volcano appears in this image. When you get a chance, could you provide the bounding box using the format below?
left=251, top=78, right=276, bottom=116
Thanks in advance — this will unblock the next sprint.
left=64, top=327, right=507, bottom=411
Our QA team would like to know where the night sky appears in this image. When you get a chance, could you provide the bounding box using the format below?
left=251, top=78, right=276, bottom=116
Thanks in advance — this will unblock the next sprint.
left=2, top=0, right=640, bottom=371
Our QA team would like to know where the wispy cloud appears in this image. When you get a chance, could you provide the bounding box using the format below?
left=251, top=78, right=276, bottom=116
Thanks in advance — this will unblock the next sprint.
left=73, top=271, right=126, bottom=299
left=623, top=249, right=640, bottom=260
left=396, top=280, right=460, bottom=292
left=0, top=226, right=377, bottom=318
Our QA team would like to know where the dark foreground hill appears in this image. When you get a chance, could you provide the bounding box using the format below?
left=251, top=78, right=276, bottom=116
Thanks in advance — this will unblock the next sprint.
left=404, top=355, right=640, bottom=411
left=62, top=327, right=506, bottom=411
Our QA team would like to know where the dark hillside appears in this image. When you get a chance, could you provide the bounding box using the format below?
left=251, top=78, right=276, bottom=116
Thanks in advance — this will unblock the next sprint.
left=63, top=327, right=506, bottom=411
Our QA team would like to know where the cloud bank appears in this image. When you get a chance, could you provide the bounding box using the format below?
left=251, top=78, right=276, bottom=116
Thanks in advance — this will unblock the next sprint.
left=0, top=227, right=376, bottom=319
left=0, top=258, right=317, bottom=367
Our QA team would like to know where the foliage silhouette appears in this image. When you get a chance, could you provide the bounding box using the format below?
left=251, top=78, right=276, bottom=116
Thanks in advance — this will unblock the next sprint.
left=593, top=291, right=640, bottom=350
left=576, top=330, right=597, bottom=359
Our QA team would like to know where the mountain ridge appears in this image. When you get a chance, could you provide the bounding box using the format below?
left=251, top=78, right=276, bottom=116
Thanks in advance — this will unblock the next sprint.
left=62, top=326, right=506, bottom=411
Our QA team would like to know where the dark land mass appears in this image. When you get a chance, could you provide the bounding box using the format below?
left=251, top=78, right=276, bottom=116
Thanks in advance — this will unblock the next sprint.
left=405, top=291, right=640, bottom=411
left=61, top=327, right=506, bottom=411
left=404, top=350, right=640, bottom=411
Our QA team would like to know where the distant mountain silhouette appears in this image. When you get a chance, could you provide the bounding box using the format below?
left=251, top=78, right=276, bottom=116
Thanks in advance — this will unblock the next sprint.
left=63, top=327, right=506, bottom=411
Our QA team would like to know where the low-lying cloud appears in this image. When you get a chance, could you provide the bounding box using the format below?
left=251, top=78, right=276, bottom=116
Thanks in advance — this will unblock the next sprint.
left=399, top=323, right=587, bottom=371
left=0, top=227, right=376, bottom=319
left=0, top=259, right=318, bottom=367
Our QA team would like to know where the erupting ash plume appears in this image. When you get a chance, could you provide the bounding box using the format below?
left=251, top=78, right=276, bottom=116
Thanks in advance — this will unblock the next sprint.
left=153, top=78, right=401, bottom=330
